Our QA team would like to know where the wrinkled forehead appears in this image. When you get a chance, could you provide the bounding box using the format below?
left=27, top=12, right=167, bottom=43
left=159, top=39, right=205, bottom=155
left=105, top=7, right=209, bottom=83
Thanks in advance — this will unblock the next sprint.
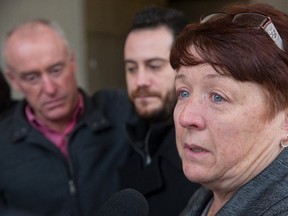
left=6, top=23, right=68, bottom=55
left=5, top=29, right=68, bottom=72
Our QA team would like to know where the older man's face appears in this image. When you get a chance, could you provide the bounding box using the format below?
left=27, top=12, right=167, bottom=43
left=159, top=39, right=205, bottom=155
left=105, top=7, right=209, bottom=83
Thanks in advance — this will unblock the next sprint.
left=5, top=25, right=79, bottom=129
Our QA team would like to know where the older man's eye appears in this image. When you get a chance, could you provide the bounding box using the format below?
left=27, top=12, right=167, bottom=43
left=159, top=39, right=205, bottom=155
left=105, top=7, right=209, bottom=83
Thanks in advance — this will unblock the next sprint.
left=21, top=73, right=40, bottom=84
left=50, top=65, right=64, bottom=76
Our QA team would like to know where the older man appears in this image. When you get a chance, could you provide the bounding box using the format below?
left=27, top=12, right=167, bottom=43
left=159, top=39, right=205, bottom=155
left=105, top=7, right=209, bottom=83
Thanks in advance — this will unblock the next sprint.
left=0, top=19, right=132, bottom=216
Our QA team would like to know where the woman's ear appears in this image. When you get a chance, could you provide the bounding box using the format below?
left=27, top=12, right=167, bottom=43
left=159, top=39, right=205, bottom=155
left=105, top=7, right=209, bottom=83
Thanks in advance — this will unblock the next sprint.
left=279, top=111, right=288, bottom=148
left=282, top=110, right=288, bottom=130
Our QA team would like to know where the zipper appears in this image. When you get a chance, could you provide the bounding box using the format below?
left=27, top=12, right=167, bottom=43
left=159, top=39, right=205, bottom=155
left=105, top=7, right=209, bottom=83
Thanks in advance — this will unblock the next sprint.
left=69, top=179, right=76, bottom=195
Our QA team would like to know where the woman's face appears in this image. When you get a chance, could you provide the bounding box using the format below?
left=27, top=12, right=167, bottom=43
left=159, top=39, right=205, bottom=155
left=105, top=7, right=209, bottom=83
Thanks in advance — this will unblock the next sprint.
left=174, top=50, right=285, bottom=190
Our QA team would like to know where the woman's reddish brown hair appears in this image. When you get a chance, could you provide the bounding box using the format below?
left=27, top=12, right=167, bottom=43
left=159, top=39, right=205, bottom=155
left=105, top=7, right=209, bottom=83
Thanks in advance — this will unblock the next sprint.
left=170, top=3, right=288, bottom=119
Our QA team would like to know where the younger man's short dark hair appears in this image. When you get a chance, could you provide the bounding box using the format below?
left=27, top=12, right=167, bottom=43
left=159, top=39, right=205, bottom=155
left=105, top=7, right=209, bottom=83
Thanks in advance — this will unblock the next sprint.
left=129, top=6, right=189, bottom=38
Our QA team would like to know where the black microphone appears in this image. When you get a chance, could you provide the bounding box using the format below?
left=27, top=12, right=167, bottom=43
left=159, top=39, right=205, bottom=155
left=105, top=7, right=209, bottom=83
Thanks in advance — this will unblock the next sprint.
left=96, top=188, right=149, bottom=216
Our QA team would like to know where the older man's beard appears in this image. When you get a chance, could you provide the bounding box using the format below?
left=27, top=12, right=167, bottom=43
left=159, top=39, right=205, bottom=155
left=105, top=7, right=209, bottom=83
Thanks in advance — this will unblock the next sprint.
left=132, top=88, right=176, bottom=123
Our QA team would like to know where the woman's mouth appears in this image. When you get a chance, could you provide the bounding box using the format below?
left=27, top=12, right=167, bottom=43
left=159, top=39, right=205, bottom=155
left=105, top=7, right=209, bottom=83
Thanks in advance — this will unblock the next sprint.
left=184, top=143, right=209, bottom=154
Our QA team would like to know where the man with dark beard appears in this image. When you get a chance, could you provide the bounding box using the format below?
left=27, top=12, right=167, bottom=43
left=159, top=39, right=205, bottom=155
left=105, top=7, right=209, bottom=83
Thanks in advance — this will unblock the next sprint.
left=118, top=7, right=200, bottom=216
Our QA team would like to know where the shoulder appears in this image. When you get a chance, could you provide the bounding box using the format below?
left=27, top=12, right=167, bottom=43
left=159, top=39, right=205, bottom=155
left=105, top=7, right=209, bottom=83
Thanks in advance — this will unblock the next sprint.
left=0, top=100, right=18, bottom=119
left=260, top=179, right=288, bottom=215
left=0, top=104, right=20, bottom=130
left=261, top=195, right=288, bottom=215
left=0, top=100, right=28, bottom=142
left=91, top=88, right=133, bottom=113
left=180, top=187, right=211, bottom=216
left=92, top=88, right=129, bottom=104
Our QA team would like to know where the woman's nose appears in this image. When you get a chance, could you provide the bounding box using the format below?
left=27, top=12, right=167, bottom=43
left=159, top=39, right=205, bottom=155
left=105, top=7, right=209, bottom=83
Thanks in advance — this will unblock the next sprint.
left=175, top=98, right=206, bottom=130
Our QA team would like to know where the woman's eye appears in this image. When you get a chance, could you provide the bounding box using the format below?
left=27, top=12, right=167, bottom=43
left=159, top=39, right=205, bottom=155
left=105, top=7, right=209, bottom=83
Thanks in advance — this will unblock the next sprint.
left=177, top=90, right=190, bottom=99
left=211, top=93, right=224, bottom=102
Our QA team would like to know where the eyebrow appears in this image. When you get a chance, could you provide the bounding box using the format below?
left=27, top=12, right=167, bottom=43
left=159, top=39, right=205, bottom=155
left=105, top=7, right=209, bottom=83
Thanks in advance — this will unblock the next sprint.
left=17, top=60, right=66, bottom=76
left=19, top=71, right=39, bottom=79
left=175, top=72, right=224, bottom=82
left=147, top=57, right=168, bottom=62
left=18, top=70, right=40, bottom=77
left=124, top=60, right=136, bottom=64
left=47, top=61, right=66, bottom=71
left=175, top=73, right=187, bottom=82
left=124, top=57, right=169, bottom=64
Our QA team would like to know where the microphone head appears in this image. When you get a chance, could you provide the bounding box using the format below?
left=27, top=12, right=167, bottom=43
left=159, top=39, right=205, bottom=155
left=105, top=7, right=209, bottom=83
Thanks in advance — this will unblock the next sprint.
left=96, top=188, right=149, bottom=216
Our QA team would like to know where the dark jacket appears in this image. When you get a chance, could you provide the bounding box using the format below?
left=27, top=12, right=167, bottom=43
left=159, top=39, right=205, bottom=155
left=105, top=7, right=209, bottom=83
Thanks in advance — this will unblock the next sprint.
left=0, top=71, right=15, bottom=118
left=180, top=149, right=288, bottom=216
left=119, top=116, right=200, bottom=216
left=0, top=89, right=132, bottom=216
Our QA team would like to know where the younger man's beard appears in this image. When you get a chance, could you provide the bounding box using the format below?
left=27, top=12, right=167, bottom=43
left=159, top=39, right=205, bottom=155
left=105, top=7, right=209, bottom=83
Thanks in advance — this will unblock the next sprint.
left=134, top=89, right=176, bottom=123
